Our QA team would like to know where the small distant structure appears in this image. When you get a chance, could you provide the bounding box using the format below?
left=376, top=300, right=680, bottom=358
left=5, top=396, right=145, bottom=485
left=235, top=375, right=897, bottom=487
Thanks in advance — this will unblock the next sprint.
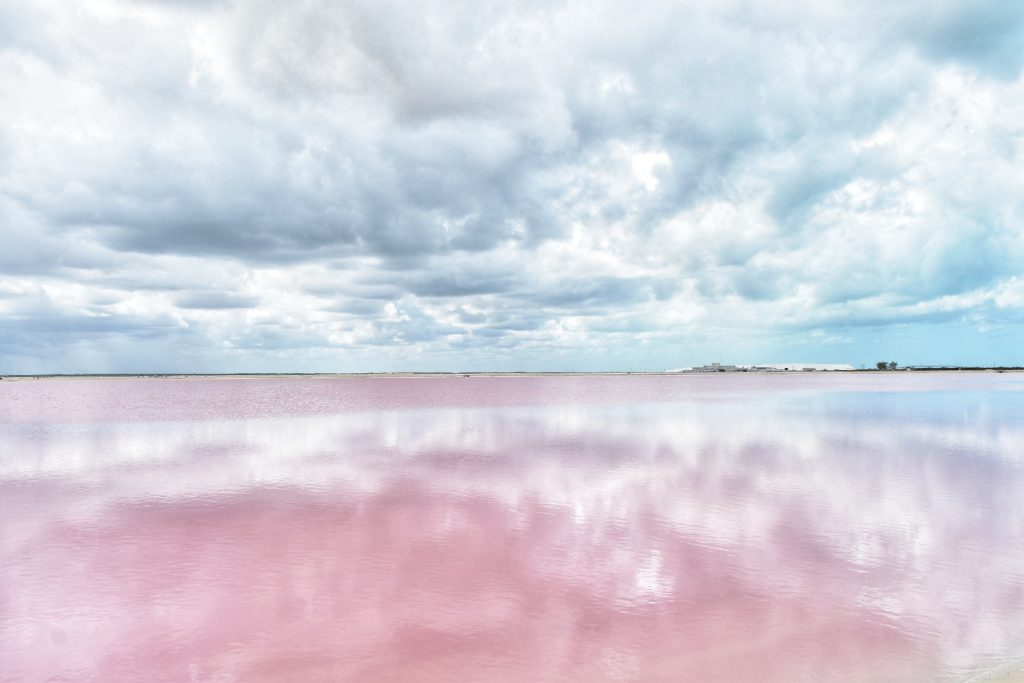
left=755, top=363, right=855, bottom=372
left=692, top=363, right=741, bottom=372
left=674, top=363, right=855, bottom=373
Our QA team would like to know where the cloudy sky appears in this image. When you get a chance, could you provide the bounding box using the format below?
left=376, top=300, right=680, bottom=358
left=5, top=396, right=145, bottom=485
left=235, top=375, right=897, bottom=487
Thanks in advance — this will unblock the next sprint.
left=1, top=0, right=1023, bottom=373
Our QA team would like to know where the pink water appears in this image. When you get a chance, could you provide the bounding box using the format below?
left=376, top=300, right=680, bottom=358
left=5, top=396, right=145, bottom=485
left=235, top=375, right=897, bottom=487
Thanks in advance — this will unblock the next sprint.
left=3, top=374, right=1024, bottom=682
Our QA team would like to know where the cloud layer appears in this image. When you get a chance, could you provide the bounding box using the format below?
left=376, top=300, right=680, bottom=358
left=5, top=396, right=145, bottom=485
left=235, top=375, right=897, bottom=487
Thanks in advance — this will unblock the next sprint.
left=2, top=0, right=1023, bottom=371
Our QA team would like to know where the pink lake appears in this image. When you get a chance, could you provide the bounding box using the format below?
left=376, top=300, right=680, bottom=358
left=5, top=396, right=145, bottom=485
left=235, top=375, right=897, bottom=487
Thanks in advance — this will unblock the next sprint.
left=3, top=373, right=1024, bottom=681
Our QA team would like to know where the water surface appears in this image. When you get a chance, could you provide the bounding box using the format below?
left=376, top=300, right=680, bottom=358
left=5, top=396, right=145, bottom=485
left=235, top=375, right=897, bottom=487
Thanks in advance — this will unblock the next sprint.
left=3, top=373, right=1024, bottom=681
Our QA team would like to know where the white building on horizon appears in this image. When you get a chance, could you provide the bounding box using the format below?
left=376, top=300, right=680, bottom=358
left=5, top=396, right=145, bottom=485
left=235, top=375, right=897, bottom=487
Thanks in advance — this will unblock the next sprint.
left=671, top=363, right=855, bottom=373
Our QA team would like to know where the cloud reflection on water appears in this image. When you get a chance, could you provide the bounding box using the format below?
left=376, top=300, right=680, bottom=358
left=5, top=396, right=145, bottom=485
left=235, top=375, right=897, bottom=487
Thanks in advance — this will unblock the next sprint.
left=3, top=377, right=1024, bottom=681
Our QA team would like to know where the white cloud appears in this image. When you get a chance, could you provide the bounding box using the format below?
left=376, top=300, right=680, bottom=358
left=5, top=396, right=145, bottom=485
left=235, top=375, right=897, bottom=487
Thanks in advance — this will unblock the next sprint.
left=1, top=0, right=1023, bottom=371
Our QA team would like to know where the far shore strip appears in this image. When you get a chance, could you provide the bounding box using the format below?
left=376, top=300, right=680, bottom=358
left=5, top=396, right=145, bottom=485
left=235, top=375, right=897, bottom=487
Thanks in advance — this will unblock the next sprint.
left=3, top=368, right=1024, bottom=381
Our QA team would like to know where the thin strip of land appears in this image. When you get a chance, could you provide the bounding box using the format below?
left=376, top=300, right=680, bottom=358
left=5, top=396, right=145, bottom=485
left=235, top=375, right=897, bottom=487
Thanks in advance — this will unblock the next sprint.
left=2, top=367, right=1023, bottom=381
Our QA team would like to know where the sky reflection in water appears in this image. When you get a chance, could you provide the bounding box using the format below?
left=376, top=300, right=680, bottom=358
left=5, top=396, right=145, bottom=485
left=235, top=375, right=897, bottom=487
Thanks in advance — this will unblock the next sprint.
left=3, top=374, right=1024, bottom=681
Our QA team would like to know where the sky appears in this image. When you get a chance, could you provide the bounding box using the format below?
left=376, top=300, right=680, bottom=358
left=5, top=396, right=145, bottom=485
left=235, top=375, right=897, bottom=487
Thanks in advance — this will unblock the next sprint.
left=1, top=0, right=1023, bottom=373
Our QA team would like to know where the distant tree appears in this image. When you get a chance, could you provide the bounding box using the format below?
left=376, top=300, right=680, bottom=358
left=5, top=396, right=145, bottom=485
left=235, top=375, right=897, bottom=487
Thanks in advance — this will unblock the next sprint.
left=888, top=361, right=898, bottom=370
left=876, top=361, right=887, bottom=370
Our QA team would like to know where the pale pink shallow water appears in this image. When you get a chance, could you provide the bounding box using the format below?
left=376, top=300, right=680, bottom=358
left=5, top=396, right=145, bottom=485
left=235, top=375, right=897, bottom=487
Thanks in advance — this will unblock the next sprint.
left=3, top=374, right=1024, bottom=682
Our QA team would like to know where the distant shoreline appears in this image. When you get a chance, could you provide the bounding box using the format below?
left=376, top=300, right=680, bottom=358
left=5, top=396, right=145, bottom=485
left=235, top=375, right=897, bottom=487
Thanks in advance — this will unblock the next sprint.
left=2, top=368, right=1023, bottom=381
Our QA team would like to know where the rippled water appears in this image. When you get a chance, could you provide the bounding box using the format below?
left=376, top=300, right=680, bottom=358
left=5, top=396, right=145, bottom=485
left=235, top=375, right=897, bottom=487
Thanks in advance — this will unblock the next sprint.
left=3, top=373, right=1024, bottom=682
